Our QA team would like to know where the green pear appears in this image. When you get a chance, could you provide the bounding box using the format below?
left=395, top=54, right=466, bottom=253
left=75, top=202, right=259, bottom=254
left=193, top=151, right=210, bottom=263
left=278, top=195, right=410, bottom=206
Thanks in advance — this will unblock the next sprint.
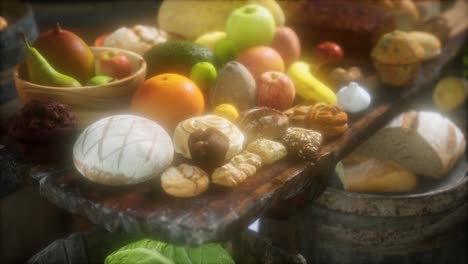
left=22, top=33, right=81, bottom=87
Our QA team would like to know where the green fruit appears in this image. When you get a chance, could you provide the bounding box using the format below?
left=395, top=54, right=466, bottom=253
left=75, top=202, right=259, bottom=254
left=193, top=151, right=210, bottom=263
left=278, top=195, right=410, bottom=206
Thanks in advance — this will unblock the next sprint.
left=144, top=40, right=217, bottom=78
left=86, top=75, right=115, bottom=86
left=214, top=39, right=238, bottom=65
left=190, top=62, right=217, bottom=92
left=225, top=4, right=276, bottom=51
left=22, top=33, right=81, bottom=87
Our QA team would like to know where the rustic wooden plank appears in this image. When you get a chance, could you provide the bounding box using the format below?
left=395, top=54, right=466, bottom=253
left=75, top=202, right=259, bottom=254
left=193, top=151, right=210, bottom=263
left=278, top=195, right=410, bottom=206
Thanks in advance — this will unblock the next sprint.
left=33, top=30, right=467, bottom=246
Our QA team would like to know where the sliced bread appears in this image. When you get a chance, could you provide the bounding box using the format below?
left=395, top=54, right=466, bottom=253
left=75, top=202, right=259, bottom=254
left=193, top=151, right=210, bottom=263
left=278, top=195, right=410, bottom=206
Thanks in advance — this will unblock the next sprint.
left=355, top=111, right=465, bottom=178
left=337, top=154, right=417, bottom=193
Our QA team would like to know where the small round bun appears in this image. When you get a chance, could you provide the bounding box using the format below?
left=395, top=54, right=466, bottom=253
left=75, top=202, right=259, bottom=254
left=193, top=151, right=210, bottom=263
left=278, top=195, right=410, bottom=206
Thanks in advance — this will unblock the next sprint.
left=73, top=115, right=174, bottom=186
left=161, top=164, right=209, bottom=197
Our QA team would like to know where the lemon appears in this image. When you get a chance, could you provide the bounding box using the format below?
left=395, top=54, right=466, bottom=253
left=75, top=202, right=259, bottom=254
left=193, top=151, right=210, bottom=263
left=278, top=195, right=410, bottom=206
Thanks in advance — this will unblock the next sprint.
left=213, top=103, right=239, bottom=122
left=190, top=62, right=217, bottom=92
left=432, top=76, right=467, bottom=112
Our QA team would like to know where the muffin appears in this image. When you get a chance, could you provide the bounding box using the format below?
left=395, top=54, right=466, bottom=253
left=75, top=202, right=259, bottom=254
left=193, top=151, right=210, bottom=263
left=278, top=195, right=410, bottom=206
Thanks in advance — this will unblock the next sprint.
left=8, top=100, right=77, bottom=164
left=371, top=30, right=424, bottom=87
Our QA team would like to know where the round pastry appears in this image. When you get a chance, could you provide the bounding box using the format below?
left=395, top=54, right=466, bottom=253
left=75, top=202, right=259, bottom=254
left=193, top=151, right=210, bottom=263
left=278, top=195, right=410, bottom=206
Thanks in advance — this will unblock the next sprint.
left=237, top=107, right=289, bottom=144
left=8, top=100, right=77, bottom=164
left=188, top=127, right=230, bottom=172
left=407, top=31, right=441, bottom=61
left=281, top=127, right=323, bottom=161
left=371, top=30, right=424, bottom=87
left=246, top=138, right=287, bottom=165
left=305, top=103, right=348, bottom=138
left=73, top=115, right=174, bottom=186
left=161, top=164, right=209, bottom=198
left=284, top=104, right=314, bottom=127
left=173, top=115, right=244, bottom=161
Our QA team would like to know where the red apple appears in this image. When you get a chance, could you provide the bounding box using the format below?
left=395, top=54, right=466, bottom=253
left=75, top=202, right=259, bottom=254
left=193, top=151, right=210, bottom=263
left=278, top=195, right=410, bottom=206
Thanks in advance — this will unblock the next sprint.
left=236, top=46, right=285, bottom=80
left=314, top=41, right=344, bottom=64
left=95, top=50, right=132, bottom=79
left=257, top=71, right=295, bottom=110
left=271, top=27, right=301, bottom=66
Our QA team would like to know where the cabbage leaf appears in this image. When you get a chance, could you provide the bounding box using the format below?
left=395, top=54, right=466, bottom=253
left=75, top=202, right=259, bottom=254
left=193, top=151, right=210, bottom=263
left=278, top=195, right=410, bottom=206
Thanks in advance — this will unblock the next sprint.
left=104, top=239, right=235, bottom=264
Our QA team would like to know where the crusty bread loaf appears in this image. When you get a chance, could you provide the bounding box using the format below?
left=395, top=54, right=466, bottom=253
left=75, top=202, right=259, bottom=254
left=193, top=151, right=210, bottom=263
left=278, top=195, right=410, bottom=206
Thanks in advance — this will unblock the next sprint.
left=355, top=111, right=466, bottom=178
left=337, top=154, right=417, bottom=193
left=73, top=115, right=174, bottom=185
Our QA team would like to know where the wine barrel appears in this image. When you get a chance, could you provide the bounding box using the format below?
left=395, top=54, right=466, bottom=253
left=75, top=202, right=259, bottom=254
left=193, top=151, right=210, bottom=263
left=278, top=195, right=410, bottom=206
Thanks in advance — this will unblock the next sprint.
left=0, top=2, right=38, bottom=103
left=258, top=159, right=468, bottom=264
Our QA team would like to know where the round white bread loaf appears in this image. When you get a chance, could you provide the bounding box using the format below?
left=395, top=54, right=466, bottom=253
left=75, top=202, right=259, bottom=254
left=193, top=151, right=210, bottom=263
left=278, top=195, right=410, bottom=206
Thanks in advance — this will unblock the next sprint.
left=173, top=115, right=244, bottom=160
left=73, top=115, right=174, bottom=185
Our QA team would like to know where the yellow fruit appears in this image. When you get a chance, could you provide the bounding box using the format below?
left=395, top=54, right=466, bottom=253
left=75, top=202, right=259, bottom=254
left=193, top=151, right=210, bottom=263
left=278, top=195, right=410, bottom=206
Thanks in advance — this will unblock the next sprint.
left=433, top=77, right=467, bottom=112
left=213, top=104, right=239, bottom=122
left=287, top=61, right=337, bottom=104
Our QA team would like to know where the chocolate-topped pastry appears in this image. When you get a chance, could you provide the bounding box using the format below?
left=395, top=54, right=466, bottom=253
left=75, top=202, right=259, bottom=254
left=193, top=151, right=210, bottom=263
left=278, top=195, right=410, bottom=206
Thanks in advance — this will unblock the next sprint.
left=237, top=107, right=289, bottom=144
left=188, top=127, right=230, bottom=173
left=8, top=99, right=77, bottom=163
left=281, top=127, right=323, bottom=161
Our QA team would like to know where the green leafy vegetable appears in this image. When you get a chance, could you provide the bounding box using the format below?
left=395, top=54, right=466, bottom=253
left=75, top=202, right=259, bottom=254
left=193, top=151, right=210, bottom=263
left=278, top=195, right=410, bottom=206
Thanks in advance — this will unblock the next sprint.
left=104, top=239, right=235, bottom=264
left=105, top=247, right=175, bottom=264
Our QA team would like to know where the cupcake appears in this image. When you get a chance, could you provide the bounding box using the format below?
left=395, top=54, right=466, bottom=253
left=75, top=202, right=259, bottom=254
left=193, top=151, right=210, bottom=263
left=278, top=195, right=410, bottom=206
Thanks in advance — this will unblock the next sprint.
left=8, top=100, right=77, bottom=164
left=371, top=30, right=424, bottom=87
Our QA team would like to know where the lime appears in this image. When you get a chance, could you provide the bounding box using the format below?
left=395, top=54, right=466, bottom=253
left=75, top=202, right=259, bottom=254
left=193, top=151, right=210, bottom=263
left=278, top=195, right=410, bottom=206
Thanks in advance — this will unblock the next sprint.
left=213, top=39, right=238, bottom=65
left=190, top=62, right=217, bottom=92
left=432, top=76, right=467, bottom=112
left=86, top=75, right=114, bottom=86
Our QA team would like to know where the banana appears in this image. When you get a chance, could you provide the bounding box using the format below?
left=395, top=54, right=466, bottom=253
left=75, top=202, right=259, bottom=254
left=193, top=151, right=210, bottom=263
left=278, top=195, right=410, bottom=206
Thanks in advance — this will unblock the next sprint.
left=287, top=61, right=337, bottom=104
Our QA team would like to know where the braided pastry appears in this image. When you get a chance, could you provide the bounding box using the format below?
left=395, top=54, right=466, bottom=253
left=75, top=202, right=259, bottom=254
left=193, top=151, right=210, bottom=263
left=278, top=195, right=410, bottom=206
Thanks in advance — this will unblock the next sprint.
left=305, top=103, right=348, bottom=138
left=212, top=151, right=263, bottom=187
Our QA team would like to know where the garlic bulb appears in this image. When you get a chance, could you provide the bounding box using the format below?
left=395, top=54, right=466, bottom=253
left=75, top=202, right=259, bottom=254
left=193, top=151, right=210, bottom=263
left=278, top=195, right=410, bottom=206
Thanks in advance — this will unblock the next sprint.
left=337, top=82, right=371, bottom=113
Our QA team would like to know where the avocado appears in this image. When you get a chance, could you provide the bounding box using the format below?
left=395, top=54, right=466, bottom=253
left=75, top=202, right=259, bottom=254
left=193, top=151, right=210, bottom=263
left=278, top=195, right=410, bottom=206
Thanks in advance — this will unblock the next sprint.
left=144, top=40, right=218, bottom=78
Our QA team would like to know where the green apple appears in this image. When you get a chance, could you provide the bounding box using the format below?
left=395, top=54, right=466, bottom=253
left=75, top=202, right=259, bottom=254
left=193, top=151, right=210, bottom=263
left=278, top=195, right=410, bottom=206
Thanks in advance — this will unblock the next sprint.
left=195, top=31, right=227, bottom=51
left=225, top=4, right=276, bottom=51
left=86, top=75, right=115, bottom=86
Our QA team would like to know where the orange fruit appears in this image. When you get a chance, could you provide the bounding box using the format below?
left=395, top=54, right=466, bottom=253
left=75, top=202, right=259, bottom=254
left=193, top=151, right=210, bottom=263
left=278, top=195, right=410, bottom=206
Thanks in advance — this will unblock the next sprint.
left=131, top=73, right=205, bottom=132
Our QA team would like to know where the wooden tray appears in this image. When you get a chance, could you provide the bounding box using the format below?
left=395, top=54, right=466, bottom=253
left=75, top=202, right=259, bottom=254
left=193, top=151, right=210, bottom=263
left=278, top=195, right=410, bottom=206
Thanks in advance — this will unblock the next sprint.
left=33, top=29, right=467, bottom=246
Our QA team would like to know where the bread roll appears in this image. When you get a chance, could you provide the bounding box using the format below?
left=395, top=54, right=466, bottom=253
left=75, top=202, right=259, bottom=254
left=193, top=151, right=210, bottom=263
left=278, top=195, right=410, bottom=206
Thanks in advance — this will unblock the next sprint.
left=73, top=115, right=174, bottom=185
left=173, top=115, right=244, bottom=160
left=337, top=154, right=417, bottom=193
left=237, top=107, right=289, bottom=143
left=246, top=139, right=287, bottom=165
left=407, top=31, right=441, bottom=61
left=355, top=111, right=466, bottom=178
left=161, top=164, right=209, bottom=198
left=281, top=127, right=323, bottom=161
